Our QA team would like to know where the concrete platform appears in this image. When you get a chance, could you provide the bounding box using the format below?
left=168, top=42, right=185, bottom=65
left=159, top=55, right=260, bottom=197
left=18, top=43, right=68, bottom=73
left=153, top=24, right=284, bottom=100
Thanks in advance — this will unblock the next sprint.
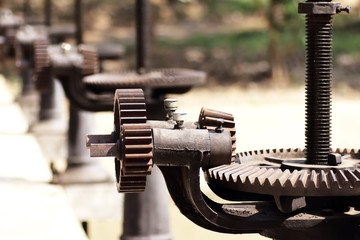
left=0, top=75, right=87, bottom=239
left=0, top=181, right=87, bottom=240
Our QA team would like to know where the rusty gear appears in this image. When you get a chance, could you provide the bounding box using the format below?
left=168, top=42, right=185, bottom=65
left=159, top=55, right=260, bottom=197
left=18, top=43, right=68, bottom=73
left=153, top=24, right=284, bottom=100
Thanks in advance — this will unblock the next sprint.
left=5, top=28, right=16, bottom=48
left=33, top=42, right=99, bottom=92
left=206, top=148, right=360, bottom=197
left=34, top=39, right=52, bottom=92
left=113, top=89, right=153, bottom=192
left=82, top=68, right=206, bottom=90
left=199, top=107, right=236, bottom=155
left=78, top=44, right=99, bottom=76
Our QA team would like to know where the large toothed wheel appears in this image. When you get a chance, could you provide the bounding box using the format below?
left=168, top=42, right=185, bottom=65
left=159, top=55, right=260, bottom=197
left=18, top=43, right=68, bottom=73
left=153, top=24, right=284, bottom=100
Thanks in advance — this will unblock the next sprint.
left=199, top=107, right=236, bottom=156
left=113, top=89, right=153, bottom=192
left=82, top=68, right=206, bottom=91
left=206, top=148, right=360, bottom=197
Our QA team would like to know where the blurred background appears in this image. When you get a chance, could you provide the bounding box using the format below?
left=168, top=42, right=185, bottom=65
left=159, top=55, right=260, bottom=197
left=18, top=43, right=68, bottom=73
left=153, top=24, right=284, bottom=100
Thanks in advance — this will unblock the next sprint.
left=3, top=0, right=360, bottom=88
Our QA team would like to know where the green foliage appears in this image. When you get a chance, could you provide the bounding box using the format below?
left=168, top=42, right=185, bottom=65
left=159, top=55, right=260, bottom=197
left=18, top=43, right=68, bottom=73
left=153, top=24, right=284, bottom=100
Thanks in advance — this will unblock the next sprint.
left=333, top=29, right=360, bottom=55
left=157, top=30, right=268, bottom=58
left=199, top=0, right=267, bottom=17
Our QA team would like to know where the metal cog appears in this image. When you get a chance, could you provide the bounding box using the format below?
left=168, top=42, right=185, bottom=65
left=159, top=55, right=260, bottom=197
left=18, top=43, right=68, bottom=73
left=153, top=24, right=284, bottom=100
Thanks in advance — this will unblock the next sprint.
left=206, top=148, right=360, bottom=197
left=82, top=68, right=206, bottom=90
left=113, top=89, right=153, bottom=193
left=33, top=39, right=52, bottom=92
left=5, top=28, right=16, bottom=48
left=78, top=44, right=99, bottom=76
left=198, top=107, right=236, bottom=156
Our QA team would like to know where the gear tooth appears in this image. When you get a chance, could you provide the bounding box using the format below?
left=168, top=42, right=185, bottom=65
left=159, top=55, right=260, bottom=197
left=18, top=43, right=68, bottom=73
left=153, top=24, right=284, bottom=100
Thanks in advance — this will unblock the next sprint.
left=209, top=165, right=230, bottom=177
left=285, top=170, right=300, bottom=188
left=308, top=170, right=318, bottom=189
left=255, top=168, right=275, bottom=186
left=337, top=170, right=350, bottom=188
left=276, top=169, right=291, bottom=187
left=217, top=165, right=237, bottom=180
left=286, top=148, right=291, bottom=153
left=319, top=170, right=329, bottom=189
left=266, top=149, right=270, bottom=154
left=259, top=149, right=264, bottom=154
left=239, top=166, right=259, bottom=183
left=230, top=166, right=253, bottom=183
left=246, top=168, right=267, bottom=184
left=265, top=169, right=283, bottom=187
left=298, top=170, right=309, bottom=189
left=224, top=165, right=247, bottom=181
left=352, top=149, right=360, bottom=159
left=344, top=170, right=360, bottom=187
left=354, top=169, right=360, bottom=179
left=328, top=170, right=340, bottom=189
left=350, top=149, right=356, bottom=154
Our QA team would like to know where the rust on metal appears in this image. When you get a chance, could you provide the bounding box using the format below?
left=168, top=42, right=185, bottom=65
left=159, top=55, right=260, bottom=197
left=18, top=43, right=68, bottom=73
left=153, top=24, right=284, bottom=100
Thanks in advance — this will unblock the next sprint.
left=90, top=143, right=118, bottom=157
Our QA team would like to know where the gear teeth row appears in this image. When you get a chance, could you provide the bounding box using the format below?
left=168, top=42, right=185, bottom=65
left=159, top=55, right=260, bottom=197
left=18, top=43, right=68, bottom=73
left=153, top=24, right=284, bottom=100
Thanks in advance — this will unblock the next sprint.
left=237, top=148, right=303, bottom=163
left=332, top=148, right=360, bottom=158
left=122, top=123, right=153, bottom=176
left=78, top=44, right=99, bottom=76
left=34, top=39, right=52, bottom=92
left=117, top=175, right=146, bottom=193
left=82, top=68, right=206, bottom=89
left=5, top=28, right=17, bottom=47
left=113, top=89, right=153, bottom=193
left=198, top=107, right=236, bottom=155
left=207, top=148, right=360, bottom=197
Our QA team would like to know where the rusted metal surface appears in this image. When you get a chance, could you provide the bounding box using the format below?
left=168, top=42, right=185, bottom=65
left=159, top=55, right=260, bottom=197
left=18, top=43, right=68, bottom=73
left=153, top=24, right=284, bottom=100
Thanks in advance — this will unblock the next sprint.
left=83, top=69, right=206, bottom=90
left=87, top=88, right=233, bottom=192
left=299, top=1, right=350, bottom=165
left=206, top=149, right=360, bottom=197
left=199, top=107, right=236, bottom=156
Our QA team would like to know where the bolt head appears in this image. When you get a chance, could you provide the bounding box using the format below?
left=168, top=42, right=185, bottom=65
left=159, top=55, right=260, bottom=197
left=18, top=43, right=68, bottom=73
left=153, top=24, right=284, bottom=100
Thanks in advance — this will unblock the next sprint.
left=164, top=99, right=178, bottom=111
left=173, top=112, right=187, bottom=122
left=328, top=153, right=342, bottom=166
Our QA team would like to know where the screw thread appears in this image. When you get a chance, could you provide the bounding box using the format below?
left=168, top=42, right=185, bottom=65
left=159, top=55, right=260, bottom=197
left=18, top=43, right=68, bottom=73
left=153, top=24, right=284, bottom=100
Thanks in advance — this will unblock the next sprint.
left=305, top=13, right=333, bottom=165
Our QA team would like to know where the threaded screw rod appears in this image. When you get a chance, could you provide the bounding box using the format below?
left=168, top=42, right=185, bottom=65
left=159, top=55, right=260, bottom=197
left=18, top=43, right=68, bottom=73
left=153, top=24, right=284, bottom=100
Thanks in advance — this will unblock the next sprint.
left=135, top=0, right=148, bottom=74
left=305, top=12, right=333, bottom=165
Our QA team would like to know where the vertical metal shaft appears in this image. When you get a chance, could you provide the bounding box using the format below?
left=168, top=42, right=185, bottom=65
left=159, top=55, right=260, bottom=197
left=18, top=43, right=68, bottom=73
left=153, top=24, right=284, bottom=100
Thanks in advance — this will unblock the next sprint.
left=75, top=0, right=83, bottom=45
left=44, top=0, right=52, bottom=26
left=304, top=1, right=333, bottom=164
left=23, top=0, right=32, bottom=23
left=135, top=0, right=148, bottom=74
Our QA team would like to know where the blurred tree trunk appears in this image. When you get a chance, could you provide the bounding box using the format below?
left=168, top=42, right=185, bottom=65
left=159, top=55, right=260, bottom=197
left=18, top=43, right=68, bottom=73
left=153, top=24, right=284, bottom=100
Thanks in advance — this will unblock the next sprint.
left=268, top=0, right=290, bottom=86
